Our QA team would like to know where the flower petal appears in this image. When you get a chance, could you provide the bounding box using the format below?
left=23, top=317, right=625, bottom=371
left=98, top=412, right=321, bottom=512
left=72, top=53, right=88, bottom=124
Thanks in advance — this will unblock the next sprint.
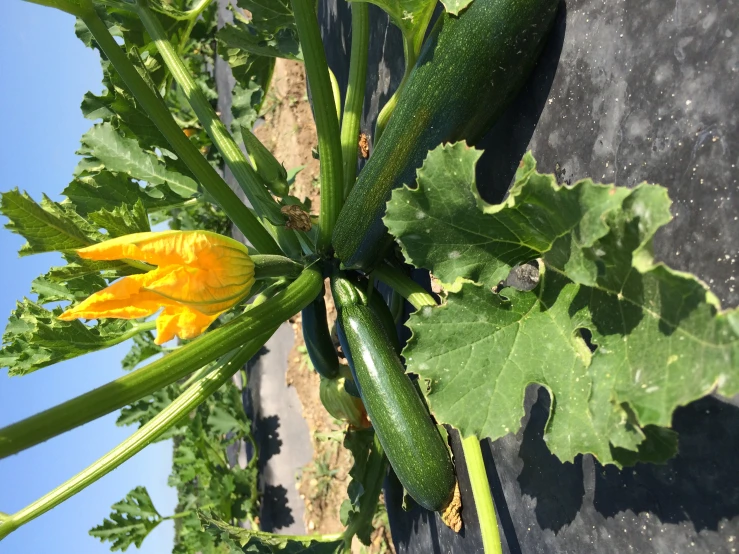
left=75, top=230, right=250, bottom=269
left=58, top=273, right=177, bottom=321
left=155, top=305, right=221, bottom=345
left=142, top=264, right=254, bottom=315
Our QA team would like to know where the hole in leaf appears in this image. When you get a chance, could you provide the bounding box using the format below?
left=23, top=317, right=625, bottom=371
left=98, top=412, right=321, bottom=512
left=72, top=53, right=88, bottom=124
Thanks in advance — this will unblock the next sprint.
left=577, top=327, right=597, bottom=353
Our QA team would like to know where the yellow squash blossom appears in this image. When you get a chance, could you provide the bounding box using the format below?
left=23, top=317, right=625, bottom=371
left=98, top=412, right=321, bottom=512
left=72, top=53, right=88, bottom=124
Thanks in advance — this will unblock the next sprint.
left=59, top=230, right=255, bottom=345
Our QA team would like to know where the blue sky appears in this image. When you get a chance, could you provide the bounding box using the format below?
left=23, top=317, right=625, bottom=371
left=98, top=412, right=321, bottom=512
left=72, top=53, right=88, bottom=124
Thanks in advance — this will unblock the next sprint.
left=0, top=2, right=176, bottom=553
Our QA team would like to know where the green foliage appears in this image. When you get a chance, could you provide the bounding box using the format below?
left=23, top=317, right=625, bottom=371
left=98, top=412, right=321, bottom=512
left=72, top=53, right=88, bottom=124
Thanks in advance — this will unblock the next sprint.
left=116, top=384, right=180, bottom=438
left=167, top=382, right=259, bottom=525
left=101, top=371, right=262, bottom=551
left=63, top=171, right=185, bottom=216
left=78, top=123, right=199, bottom=198
left=217, top=1, right=291, bottom=141
left=121, top=331, right=163, bottom=371
left=1, top=189, right=97, bottom=255
left=0, top=187, right=153, bottom=375
left=0, top=299, right=143, bottom=376
left=90, top=199, right=152, bottom=237
left=165, top=199, right=231, bottom=235
left=340, top=428, right=377, bottom=545
left=218, top=0, right=302, bottom=62
left=75, top=3, right=192, bottom=93
left=385, top=143, right=739, bottom=467
left=89, top=487, right=163, bottom=552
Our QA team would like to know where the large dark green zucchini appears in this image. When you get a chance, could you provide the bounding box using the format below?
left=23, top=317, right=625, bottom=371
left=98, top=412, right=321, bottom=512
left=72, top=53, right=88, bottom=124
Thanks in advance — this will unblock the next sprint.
left=332, top=0, right=560, bottom=270
left=333, top=274, right=455, bottom=511
left=367, top=291, right=401, bottom=355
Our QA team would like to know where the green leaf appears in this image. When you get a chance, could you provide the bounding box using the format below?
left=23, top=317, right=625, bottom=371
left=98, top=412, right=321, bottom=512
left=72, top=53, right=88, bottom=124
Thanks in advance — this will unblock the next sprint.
left=79, top=123, right=198, bottom=198
left=218, top=0, right=302, bottom=61
left=116, top=385, right=182, bottom=441
left=201, top=514, right=344, bottom=553
left=64, top=170, right=188, bottom=216
left=81, top=58, right=172, bottom=152
left=1, top=189, right=98, bottom=256
left=0, top=300, right=143, bottom=376
left=90, top=486, right=162, bottom=552
left=340, top=428, right=376, bottom=545
left=89, top=199, right=151, bottom=237
left=235, top=0, right=297, bottom=30
left=389, top=144, right=739, bottom=466
left=350, top=0, right=436, bottom=51
left=231, top=80, right=268, bottom=142
left=121, top=331, right=163, bottom=371
left=440, top=0, right=475, bottom=15
left=76, top=5, right=190, bottom=93
left=385, top=144, right=631, bottom=291
left=217, top=7, right=279, bottom=152
left=31, top=272, right=108, bottom=304
left=207, top=397, right=250, bottom=437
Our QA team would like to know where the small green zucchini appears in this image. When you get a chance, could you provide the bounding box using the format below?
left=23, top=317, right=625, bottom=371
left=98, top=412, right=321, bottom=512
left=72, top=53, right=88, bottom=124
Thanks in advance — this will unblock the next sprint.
left=301, top=291, right=340, bottom=379
left=332, top=0, right=560, bottom=270
left=319, top=374, right=369, bottom=429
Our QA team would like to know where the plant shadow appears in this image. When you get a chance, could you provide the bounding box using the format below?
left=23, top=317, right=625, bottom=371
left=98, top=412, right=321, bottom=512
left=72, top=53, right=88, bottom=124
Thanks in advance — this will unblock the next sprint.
left=517, top=387, right=585, bottom=533
left=475, top=2, right=568, bottom=204
left=255, top=414, right=282, bottom=472
left=593, top=395, right=739, bottom=532
left=517, top=388, right=739, bottom=534
left=259, top=484, right=294, bottom=532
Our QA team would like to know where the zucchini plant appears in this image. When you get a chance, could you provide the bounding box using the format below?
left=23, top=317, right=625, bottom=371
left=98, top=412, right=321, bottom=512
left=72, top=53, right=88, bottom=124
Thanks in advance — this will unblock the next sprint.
left=1, top=0, right=737, bottom=553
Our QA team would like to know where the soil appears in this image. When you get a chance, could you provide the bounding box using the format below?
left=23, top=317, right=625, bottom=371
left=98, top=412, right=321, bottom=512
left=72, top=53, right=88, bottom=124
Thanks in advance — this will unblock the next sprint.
left=256, top=59, right=394, bottom=553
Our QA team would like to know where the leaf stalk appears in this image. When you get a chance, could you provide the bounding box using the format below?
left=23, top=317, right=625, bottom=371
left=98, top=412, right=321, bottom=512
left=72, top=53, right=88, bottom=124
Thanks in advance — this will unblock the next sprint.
left=461, top=436, right=503, bottom=554
left=371, top=263, right=436, bottom=309
left=291, top=0, right=344, bottom=252
left=340, top=3, right=369, bottom=198
left=374, top=33, right=417, bottom=144
left=79, top=9, right=281, bottom=255
left=134, top=1, right=287, bottom=230
left=0, top=332, right=274, bottom=541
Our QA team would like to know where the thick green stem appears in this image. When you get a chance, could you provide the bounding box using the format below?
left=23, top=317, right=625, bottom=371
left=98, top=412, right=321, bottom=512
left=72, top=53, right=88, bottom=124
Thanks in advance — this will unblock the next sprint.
left=79, top=10, right=280, bottom=255
left=340, top=3, right=369, bottom=198
left=371, top=263, right=436, bottom=310
left=291, top=0, right=344, bottom=252
left=135, top=1, right=291, bottom=235
left=0, top=266, right=322, bottom=458
left=461, top=436, right=503, bottom=554
left=252, top=255, right=304, bottom=280
left=0, top=333, right=273, bottom=541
